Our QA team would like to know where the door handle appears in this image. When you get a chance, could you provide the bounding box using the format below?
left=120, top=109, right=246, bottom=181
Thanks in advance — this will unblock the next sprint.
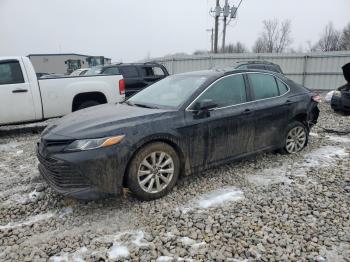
left=242, top=109, right=253, bottom=115
left=12, top=89, right=28, bottom=93
left=285, top=100, right=294, bottom=105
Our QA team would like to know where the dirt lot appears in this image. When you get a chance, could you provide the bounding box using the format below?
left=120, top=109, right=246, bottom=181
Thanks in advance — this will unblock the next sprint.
left=0, top=103, right=349, bottom=262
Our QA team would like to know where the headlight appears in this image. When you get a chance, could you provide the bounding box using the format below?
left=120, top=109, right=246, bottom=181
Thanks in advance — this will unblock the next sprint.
left=333, top=91, right=341, bottom=97
left=64, top=135, right=125, bottom=152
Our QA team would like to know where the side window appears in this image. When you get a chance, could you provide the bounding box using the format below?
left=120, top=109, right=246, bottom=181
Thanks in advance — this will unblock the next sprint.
left=119, top=66, right=139, bottom=78
left=142, top=66, right=165, bottom=77
left=195, top=74, right=246, bottom=108
left=249, top=73, right=279, bottom=100
left=153, top=67, right=165, bottom=76
left=102, top=67, right=120, bottom=75
left=276, top=78, right=289, bottom=95
left=0, top=61, right=24, bottom=85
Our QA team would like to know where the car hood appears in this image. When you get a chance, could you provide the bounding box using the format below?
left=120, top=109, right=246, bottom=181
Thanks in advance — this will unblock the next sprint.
left=46, top=103, right=172, bottom=139
left=343, top=63, right=350, bottom=83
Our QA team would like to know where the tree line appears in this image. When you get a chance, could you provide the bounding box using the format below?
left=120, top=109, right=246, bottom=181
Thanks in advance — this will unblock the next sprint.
left=193, top=20, right=350, bottom=55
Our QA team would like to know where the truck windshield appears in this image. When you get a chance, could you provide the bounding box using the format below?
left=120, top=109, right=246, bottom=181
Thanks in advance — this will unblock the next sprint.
left=128, top=75, right=208, bottom=109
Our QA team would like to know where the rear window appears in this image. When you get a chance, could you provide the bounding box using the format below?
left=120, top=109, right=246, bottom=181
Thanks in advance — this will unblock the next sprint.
left=276, top=78, right=289, bottom=95
left=0, top=61, right=24, bottom=85
left=119, top=66, right=139, bottom=78
left=248, top=73, right=279, bottom=100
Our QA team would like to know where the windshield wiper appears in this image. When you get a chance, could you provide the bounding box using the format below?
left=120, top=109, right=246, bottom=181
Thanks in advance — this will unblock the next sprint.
left=134, top=103, right=159, bottom=109
left=123, top=100, right=135, bottom=106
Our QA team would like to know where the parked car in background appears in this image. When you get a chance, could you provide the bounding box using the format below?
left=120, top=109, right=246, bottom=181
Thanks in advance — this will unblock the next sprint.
left=85, top=62, right=169, bottom=97
left=40, top=73, right=66, bottom=79
left=70, top=68, right=90, bottom=76
left=37, top=68, right=319, bottom=200
left=0, top=56, right=125, bottom=125
left=331, top=63, right=350, bottom=113
left=235, top=61, right=284, bottom=74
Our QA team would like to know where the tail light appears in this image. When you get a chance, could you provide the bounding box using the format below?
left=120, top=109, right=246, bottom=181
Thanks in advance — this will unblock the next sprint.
left=312, top=95, right=322, bottom=103
left=119, top=79, right=125, bottom=96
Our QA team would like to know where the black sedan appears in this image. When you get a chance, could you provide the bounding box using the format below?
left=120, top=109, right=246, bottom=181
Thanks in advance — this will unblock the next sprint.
left=37, top=69, right=320, bottom=200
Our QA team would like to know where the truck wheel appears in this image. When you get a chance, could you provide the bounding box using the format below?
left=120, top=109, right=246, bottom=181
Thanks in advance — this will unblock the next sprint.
left=77, top=100, right=100, bottom=110
left=281, top=121, right=308, bottom=154
left=126, top=142, right=180, bottom=200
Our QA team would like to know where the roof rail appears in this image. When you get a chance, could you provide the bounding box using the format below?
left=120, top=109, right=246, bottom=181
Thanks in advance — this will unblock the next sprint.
left=235, top=60, right=276, bottom=65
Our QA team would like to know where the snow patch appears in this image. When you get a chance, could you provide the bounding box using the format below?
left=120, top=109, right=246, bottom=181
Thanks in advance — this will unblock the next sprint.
left=29, top=190, right=42, bottom=202
left=246, top=146, right=348, bottom=186
left=246, top=165, right=291, bottom=186
left=107, top=245, right=129, bottom=260
left=156, top=256, right=174, bottom=262
left=0, top=142, right=23, bottom=152
left=59, top=207, right=74, bottom=218
left=0, top=212, right=54, bottom=230
left=180, top=237, right=197, bottom=246
left=309, top=132, right=319, bottom=137
left=182, top=187, right=244, bottom=212
left=326, top=135, right=350, bottom=144
left=49, top=247, right=88, bottom=262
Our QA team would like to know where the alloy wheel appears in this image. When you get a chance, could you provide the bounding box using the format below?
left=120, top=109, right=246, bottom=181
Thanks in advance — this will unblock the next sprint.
left=285, top=126, right=307, bottom=153
left=137, top=151, right=174, bottom=194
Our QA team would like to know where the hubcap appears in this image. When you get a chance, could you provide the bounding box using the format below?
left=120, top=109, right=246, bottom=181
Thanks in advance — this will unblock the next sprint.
left=286, top=126, right=307, bottom=153
left=137, top=151, right=174, bottom=194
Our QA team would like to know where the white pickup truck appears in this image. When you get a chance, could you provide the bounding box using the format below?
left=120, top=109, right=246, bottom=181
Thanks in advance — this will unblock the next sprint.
left=0, top=56, right=125, bottom=125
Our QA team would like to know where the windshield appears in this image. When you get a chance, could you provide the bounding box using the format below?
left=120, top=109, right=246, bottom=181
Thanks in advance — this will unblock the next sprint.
left=128, top=75, right=209, bottom=109
left=85, top=66, right=103, bottom=75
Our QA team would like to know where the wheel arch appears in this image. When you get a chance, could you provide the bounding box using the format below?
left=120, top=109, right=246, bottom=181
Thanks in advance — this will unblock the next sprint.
left=72, top=92, right=107, bottom=111
left=122, top=134, right=187, bottom=187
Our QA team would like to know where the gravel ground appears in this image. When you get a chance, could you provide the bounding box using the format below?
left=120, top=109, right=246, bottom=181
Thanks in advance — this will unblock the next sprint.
left=0, top=102, right=349, bottom=262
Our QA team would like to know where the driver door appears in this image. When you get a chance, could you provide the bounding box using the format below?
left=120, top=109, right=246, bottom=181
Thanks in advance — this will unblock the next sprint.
left=184, top=74, right=255, bottom=168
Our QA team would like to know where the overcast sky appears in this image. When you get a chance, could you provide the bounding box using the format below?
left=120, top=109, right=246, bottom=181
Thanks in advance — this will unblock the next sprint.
left=0, top=0, right=349, bottom=62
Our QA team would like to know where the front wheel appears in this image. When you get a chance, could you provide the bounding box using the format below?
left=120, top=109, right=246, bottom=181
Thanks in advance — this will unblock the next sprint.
left=126, top=142, right=180, bottom=200
left=282, top=121, right=308, bottom=154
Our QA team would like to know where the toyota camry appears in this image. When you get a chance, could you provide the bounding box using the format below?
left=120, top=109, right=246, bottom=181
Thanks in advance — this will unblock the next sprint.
left=37, top=69, right=320, bottom=200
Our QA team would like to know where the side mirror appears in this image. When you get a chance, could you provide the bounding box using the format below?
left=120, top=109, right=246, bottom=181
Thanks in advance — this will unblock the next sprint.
left=196, top=99, right=217, bottom=111
left=193, top=99, right=217, bottom=119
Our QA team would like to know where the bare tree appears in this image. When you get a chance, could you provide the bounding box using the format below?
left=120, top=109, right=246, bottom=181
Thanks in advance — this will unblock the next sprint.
left=252, top=37, right=266, bottom=53
left=275, top=20, right=292, bottom=53
left=314, top=22, right=341, bottom=51
left=221, top=42, right=248, bottom=53
left=339, top=22, right=350, bottom=50
left=252, top=19, right=293, bottom=53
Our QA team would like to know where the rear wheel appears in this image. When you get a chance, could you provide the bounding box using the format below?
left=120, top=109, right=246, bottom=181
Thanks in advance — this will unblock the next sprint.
left=127, top=142, right=180, bottom=200
left=77, top=100, right=100, bottom=110
left=282, top=121, right=308, bottom=154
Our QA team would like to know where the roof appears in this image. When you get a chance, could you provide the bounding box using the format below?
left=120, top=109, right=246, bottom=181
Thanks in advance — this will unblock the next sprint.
left=27, top=53, right=111, bottom=60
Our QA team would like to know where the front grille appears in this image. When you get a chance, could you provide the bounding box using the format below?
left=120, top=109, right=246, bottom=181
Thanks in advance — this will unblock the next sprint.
left=37, top=152, right=90, bottom=190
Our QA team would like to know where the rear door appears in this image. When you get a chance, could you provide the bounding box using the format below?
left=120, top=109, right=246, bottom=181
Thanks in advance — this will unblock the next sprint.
left=247, top=72, right=291, bottom=151
left=0, top=59, right=37, bottom=124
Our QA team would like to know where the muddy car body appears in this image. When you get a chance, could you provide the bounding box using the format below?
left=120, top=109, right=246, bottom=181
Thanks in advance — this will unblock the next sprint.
left=37, top=69, right=319, bottom=200
left=331, top=63, right=350, bottom=112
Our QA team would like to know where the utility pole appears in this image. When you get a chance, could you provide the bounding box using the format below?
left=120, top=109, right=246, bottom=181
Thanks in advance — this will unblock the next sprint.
left=222, top=0, right=229, bottom=51
left=206, top=28, right=214, bottom=52
left=214, top=0, right=220, bottom=53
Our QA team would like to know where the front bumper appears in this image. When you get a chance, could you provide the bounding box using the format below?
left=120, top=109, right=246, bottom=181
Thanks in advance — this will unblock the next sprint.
left=331, top=92, right=350, bottom=112
left=37, top=143, right=129, bottom=200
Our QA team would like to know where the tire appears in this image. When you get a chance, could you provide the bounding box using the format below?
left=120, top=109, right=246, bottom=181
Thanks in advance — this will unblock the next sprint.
left=77, top=100, right=100, bottom=110
left=126, top=142, right=180, bottom=200
left=281, top=121, right=308, bottom=154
